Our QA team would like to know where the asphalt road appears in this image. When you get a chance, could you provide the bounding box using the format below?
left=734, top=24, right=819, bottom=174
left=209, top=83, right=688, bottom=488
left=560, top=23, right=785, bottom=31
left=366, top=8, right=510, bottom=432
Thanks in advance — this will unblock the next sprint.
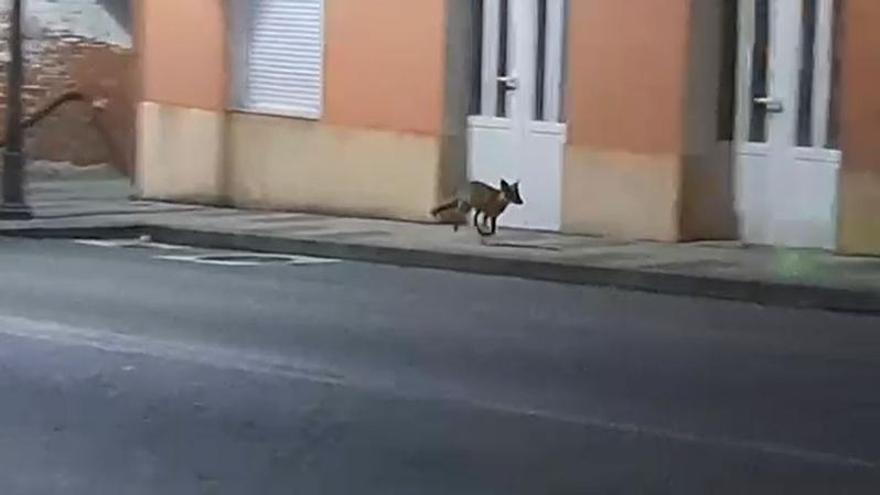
left=0, top=237, right=877, bottom=494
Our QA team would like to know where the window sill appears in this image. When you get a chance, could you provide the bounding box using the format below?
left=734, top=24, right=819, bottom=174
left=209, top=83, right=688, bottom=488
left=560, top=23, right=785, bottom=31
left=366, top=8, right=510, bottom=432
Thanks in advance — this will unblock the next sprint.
left=228, top=106, right=322, bottom=121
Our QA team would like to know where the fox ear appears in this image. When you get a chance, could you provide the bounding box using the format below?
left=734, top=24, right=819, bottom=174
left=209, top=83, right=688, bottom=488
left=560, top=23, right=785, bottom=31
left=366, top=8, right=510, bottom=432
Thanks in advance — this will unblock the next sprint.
left=500, top=179, right=510, bottom=189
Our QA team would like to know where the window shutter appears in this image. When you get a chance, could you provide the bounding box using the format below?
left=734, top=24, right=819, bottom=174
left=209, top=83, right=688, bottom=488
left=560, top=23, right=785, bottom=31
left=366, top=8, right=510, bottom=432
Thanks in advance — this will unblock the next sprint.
left=246, top=0, right=324, bottom=119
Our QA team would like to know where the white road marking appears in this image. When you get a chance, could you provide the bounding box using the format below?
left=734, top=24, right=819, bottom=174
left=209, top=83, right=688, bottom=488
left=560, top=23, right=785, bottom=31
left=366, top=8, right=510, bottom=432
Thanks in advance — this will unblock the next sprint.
left=73, top=239, right=190, bottom=251
left=72, top=239, right=341, bottom=266
left=0, top=314, right=875, bottom=470
left=156, top=253, right=340, bottom=267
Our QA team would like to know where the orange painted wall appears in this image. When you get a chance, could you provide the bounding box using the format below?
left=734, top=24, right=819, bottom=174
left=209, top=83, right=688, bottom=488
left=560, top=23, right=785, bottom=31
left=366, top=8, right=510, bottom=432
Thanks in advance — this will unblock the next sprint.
left=138, top=0, right=226, bottom=111
left=837, top=0, right=880, bottom=253
left=566, top=0, right=691, bottom=154
left=840, top=0, right=880, bottom=172
left=323, top=0, right=446, bottom=136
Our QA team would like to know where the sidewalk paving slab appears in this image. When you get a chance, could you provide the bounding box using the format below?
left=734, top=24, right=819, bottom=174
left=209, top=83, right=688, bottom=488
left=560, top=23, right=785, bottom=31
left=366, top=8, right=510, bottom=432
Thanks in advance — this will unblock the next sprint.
left=3, top=178, right=880, bottom=313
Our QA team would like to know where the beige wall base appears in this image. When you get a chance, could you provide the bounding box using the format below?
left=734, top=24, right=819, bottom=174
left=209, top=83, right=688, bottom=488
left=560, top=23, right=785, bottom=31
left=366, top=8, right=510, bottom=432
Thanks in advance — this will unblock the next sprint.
left=838, top=169, right=880, bottom=255
left=680, top=144, right=738, bottom=241
left=136, top=102, right=225, bottom=203
left=562, top=146, right=683, bottom=241
left=226, top=113, right=443, bottom=221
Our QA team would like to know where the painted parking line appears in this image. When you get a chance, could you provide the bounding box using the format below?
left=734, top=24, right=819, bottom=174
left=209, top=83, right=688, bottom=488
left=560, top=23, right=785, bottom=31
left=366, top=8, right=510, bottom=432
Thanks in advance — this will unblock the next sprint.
left=155, top=253, right=341, bottom=267
left=73, top=238, right=191, bottom=251
left=72, top=238, right=341, bottom=266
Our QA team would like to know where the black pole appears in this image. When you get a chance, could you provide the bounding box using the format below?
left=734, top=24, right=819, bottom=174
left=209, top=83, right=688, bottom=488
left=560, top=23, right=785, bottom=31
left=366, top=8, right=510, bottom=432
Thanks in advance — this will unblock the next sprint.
left=0, top=0, right=31, bottom=219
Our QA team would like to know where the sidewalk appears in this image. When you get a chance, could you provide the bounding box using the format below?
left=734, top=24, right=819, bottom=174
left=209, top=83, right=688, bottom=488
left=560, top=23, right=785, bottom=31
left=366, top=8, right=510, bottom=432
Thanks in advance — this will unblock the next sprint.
left=3, top=177, right=880, bottom=313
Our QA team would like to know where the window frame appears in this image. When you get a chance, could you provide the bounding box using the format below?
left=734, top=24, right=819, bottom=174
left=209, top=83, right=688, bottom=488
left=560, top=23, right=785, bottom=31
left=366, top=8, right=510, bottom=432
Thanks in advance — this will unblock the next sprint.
left=228, top=0, right=326, bottom=120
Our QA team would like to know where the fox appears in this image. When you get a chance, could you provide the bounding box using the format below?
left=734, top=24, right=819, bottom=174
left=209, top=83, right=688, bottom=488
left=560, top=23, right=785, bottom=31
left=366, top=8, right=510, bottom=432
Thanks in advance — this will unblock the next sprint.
left=430, top=179, right=524, bottom=236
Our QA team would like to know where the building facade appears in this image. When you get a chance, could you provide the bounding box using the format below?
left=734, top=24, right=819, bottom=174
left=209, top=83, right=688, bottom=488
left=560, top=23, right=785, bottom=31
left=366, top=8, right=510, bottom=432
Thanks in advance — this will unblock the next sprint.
left=0, top=0, right=134, bottom=171
left=134, top=0, right=880, bottom=254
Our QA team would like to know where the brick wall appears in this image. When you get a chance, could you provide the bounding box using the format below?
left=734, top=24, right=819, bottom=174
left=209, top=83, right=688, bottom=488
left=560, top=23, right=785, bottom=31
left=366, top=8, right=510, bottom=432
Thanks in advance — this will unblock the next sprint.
left=0, top=1, right=134, bottom=174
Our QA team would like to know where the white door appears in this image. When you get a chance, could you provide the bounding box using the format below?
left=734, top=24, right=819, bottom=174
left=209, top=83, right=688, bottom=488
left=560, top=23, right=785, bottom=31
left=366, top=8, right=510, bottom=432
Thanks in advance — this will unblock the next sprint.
left=735, top=0, right=842, bottom=249
left=467, top=0, right=567, bottom=231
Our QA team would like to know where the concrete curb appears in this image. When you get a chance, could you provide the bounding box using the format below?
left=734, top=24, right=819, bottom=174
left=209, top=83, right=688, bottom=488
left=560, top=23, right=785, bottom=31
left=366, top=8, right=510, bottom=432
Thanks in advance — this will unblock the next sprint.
left=3, top=224, right=880, bottom=314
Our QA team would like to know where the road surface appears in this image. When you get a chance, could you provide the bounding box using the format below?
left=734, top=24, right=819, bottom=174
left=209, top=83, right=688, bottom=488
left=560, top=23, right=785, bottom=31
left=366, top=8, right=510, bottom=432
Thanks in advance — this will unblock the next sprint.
left=0, top=237, right=877, bottom=493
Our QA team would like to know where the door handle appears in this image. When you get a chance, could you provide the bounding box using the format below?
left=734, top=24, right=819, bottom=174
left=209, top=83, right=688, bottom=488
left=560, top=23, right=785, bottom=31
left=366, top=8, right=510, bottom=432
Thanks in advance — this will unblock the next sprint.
left=753, top=96, right=784, bottom=113
left=497, top=75, right=519, bottom=91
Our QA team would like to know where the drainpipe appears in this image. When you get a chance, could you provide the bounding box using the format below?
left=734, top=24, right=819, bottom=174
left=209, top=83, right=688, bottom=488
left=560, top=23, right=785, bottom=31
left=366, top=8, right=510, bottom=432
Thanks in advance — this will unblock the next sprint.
left=0, top=0, right=32, bottom=219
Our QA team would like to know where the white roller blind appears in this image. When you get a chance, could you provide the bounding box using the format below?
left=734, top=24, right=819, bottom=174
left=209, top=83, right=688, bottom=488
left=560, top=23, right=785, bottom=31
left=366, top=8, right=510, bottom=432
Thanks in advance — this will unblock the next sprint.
left=244, top=0, right=324, bottom=119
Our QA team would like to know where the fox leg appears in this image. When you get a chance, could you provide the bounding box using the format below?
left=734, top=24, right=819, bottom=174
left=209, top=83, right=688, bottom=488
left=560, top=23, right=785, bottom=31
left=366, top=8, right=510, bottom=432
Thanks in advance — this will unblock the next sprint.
left=480, top=216, right=496, bottom=237
left=474, top=211, right=493, bottom=237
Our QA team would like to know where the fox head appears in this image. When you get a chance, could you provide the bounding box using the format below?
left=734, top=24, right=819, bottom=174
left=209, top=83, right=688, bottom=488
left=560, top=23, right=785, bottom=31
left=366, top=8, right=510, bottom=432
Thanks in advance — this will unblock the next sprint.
left=500, top=179, right=524, bottom=205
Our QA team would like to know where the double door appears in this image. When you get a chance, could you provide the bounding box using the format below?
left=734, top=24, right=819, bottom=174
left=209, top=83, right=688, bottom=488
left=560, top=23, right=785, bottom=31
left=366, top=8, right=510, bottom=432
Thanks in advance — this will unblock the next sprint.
left=467, top=0, right=568, bottom=231
left=735, top=0, right=842, bottom=249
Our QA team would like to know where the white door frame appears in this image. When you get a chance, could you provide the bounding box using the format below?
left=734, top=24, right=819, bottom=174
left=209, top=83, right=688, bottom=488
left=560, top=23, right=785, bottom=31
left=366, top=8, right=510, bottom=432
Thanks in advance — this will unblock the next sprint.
left=467, top=0, right=568, bottom=232
left=734, top=0, right=841, bottom=249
